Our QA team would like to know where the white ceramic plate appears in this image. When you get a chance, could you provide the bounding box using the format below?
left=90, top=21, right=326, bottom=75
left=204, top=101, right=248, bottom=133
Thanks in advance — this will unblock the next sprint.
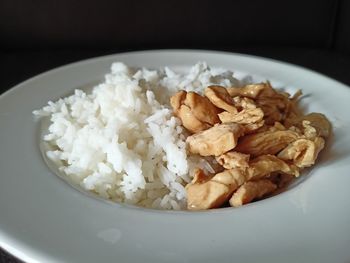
left=1, top=50, right=350, bottom=263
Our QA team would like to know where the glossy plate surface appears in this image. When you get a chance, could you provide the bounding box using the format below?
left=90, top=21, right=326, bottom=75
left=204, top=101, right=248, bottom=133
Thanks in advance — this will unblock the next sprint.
left=0, top=50, right=349, bottom=263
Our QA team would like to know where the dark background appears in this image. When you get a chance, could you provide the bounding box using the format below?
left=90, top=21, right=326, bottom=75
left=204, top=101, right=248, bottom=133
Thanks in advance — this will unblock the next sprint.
left=1, top=0, right=350, bottom=262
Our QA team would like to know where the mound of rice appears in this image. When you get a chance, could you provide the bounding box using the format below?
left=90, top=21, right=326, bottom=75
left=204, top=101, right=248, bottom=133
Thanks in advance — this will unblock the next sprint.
left=33, top=62, right=245, bottom=210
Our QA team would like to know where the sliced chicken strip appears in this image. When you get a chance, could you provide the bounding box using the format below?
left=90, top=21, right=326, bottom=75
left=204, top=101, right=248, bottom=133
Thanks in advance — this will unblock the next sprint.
left=249, top=154, right=299, bottom=178
left=269, top=173, right=295, bottom=189
left=277, top=137, right=325, bottom=168
left=229, top=179, right=277, bottom=207
left=242, top=120, right=265, bottom=134
left=204, top=86, right=237, bottom=113
left=288, top=113, right=331, bottom=138
left=186, top=155, right=298, bottom=210
left=216, top=151, right=250, bottom=170
left=186, top=168, right=249, bottom=210
left=235, top=129, right=300, bottom=157
left=177, top=105, right=211, bottom=133
left=227, top=83, right=267, bottom=98
left=229, top=82, right=300, bottom=125
left=218, top=108, right=264, bottom=124
left=170, top=90, right=220, bottom=133
left=232, top=96, right=257, bottom=110
left=170, top=90, right=186, bottom=114
left=186, top=123, right=244, bottom=156
left=184, top=91, right=221, bottom=125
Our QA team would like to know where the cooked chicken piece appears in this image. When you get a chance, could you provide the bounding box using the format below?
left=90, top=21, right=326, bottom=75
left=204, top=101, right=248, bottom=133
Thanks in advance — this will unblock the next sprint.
left=191, top=168, right=211, bottom=184
left=300, top=120, right=318, bottom=139
left=186, top=168, right=249, bottom=210
left=278, top=173, right=295, bottom=187
left=227, top=83, right=267, bottom=98
left=242, top=120, right=284, bottom=136
left=283, top=90, right=303, bottom=126
left=229, top=179, right=277, bottom=207
left=235, top=129, right=300, bottom=157
left=184, top=92, right=221, bottom=125
left=204, top=86, right=237, bottom=113
left=170, top=91, right=221, bottom=133
left=228, top=82, right=302, bottom=124
left=258, top=103, right=284, bottom=124
left=232, top=96, right=257, bottom=110
left=277, top=137, right=325, bottom=168
left=258, top=88, right=302, bottom=125
left=269, top=173, right=295, bottom=189
left=288, top=113, right=331, bottom=138
left=215, top=94, right=264, bottom=133
left=186, top=155, right=298, bottom=210
left=268, top=121, right=287, bottom=131
left=257, top=81, right=290, bottom=99
left=258, top=101, right=289, bottom=124
left=186, top=123, right=244, bottom=156
left=305, top=112, right=332, bottom=138
left=229, top=82, right=299, bottom=125
left=216, top=151, right=250, bottom=170
left=249, top=154, right=300, bottom=178
left=242, top=120, right=265, bottom=134
left=218, top=108, right=264, bottom=124
left=170, top=90, right=187, bottom=114
left=178, top=105, right=211, bottom=133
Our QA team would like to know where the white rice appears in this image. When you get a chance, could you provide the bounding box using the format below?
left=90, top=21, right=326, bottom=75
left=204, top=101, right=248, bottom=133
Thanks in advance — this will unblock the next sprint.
left=33, top=62, right=244, bottom=210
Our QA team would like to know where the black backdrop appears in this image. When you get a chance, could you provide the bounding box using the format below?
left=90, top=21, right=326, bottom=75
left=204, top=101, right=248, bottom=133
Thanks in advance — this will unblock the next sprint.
left=1, top=0, right=350, bottom=93
left=1, top=0, right=350, bottom=262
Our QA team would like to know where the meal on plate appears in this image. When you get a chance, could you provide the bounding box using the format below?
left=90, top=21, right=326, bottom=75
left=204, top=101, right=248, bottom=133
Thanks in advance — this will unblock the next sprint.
left=33, top=62, right=331, bottom=210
